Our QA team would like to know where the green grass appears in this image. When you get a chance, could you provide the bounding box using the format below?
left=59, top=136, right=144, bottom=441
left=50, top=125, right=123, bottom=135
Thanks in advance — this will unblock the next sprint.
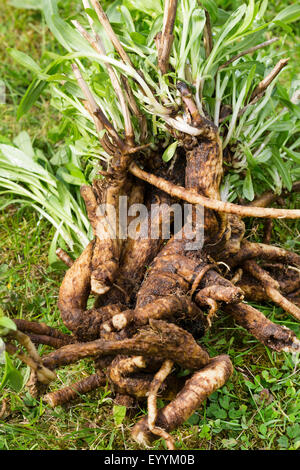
left=0, top=0, right=299, bottom=450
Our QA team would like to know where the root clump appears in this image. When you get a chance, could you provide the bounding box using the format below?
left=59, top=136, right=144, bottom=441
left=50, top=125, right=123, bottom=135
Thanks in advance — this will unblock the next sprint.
left=6, top=0, right=300, bottom=450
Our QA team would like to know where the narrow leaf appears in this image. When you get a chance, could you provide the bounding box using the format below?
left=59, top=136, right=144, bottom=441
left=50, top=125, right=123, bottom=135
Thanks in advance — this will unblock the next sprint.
left=243, top=170, right=254, bottom=201
left=162, top=141, right=178, bottom=162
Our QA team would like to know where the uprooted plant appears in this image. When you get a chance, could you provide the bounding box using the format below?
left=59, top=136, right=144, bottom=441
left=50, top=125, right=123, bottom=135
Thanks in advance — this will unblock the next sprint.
left=1, top=0, right=300, bottom=449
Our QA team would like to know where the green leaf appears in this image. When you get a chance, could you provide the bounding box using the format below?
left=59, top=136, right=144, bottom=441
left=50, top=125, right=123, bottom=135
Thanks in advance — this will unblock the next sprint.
left=269, top=121, right=294, bottom=132
left=283, top=146, right=300, bottom=164
left=243, top=170, right=254, bottom=201
left=0, top=353, right=23, bottom=393
left=259, top=424, right=267, bottom=435
left=234, top=0, right=255, bottom=38
left=0, top=144, right=50, bottom=179
left=130, top=32, right=146, bottom=45
left=9, top=0, right=41, bottom=8
left=13, top=131, right=34, bottom=158
left=8, top=49, right=41, bottom=74
left=274, top=5, right=300, bottom=25
left=187, top=412, right=199, bottom=425
left=17, top=79, right=48, bottom=120
left=245, top=64, right=257, bottom=98
left=222, top=438, right=237, bottom=448
left=257, top=0, right=268, bottom=19
left=113, top=405, right=126, bottom=426
left=50, top=146, right=71, bottom=166
left=48, top=223, right=63, bottom=266
left=42, top=0, right=94, bottom=53
left=272, top=149, right=292, bottom=191
left=201, top=0, right=218, bottom=23
left=255, top=148, right=272, bottom=164
left=214, top=5, right=247, bottom=49
left=277, top=435, right=289, bottom=449
left=0, top=265, right=9, bottom=275
left=162, top=141, right=178, bottom=162
left=17, top=56, right=62, bottom=119
left=287, top=424, right=300, bottom=440
left=199, top=423, right=211, bottom=439
left=83, top=8, right=99, bottom=24
left=273, top=20, right=293, bottom=35
left=207, top=403, right=227, bottom=419
left=125, top=0, right=162, bottom=15
left=65, top=163, right=87, bottom=183
left=56, top=166, right=87, bottom=186
left=120, top=5, right=135, bottom=32
left=0, top=316, right=17, bottom=333
left=219, top=395, right=230, bottom=410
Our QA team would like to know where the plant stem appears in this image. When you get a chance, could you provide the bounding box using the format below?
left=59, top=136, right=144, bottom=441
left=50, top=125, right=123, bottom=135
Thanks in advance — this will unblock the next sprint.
left=250, top=58, right=289, bottom=100
left=158, top=0, right=178, bottom=75
left=218, top=37, right=279, bottom=70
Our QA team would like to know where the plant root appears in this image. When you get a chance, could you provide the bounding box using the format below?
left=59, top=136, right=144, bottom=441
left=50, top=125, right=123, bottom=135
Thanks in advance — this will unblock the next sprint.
left=224, top=303, right=300, bottom=353
left=42, top=320, right=210, bottom=371
left=56, top=248, right=74, bottom=267
left=14, top=319, right=74, bottom=343
left=27, top=334, right=71, bottom=349
left=7, top=1, right=300, bottom=450
left=243, top=260, right=300, bottom=321
left=44, top=371, right=106, bottom=407
left=129, top=162, right=300, bottom=219
left=131, top=355, right=233, bottom=446
left=5, top=331, right=57, bottom=385
left=147, top=359, right=175, bottom=450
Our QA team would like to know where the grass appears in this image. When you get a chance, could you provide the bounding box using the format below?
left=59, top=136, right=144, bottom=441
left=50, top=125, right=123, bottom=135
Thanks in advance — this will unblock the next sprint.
left=0, top=0, right=299, bottom=450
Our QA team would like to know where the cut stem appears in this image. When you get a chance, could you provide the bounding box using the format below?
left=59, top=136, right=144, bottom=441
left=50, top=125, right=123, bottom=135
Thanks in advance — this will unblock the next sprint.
left=250, top=58, right=289, bottom=101
left=90, top=0, right=133, bottom=67
left=218, top=38, right=279, bottom=70
left=158, top=0, right=178, bottom=75
left=203, top=9, right=213, bottom=58
left=72, top=20, right=134, bottom=146
left=72, top=63, right=125, bottom=151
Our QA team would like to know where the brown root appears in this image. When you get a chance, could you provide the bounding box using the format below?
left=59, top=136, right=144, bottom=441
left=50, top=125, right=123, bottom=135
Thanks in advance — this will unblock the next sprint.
left=131, top=355, right=233, bottom=446
left=27, top=334, right=71, bottom=349
left=7, top=3, right=300, bottom=449
left=42, top=320, right=210, bottom=371
left=129, top=162, right=300, bottom=219
left=6, top=331, right=57, bottom=385
left=107, top=355, right=183, bottom=401
left=263, top=219, right=273, bottom=244
left=107, top=355, right=149, bottom=398
left=56, top=248, right=74, bottom=267
left=225, top=303, right=300, bottom=353
left=80, top=183, right=122, bottom=295
left=228, top=241, right=300, bottom=267
left=147, top=359, right=175, bottom=450
left=44, top=371, right=106, bottom=407
left=243, top=260, right=300, bottom=321
left=14, top=319, right=74, bottom=343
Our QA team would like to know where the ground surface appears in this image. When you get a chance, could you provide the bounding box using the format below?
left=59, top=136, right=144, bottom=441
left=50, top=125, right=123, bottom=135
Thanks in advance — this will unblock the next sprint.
left=0, top=0, right=299, bottom=450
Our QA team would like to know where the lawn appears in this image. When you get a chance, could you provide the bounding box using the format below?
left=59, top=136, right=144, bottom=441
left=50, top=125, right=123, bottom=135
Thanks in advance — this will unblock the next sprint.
left=0, top=0, right=299, bottom=450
